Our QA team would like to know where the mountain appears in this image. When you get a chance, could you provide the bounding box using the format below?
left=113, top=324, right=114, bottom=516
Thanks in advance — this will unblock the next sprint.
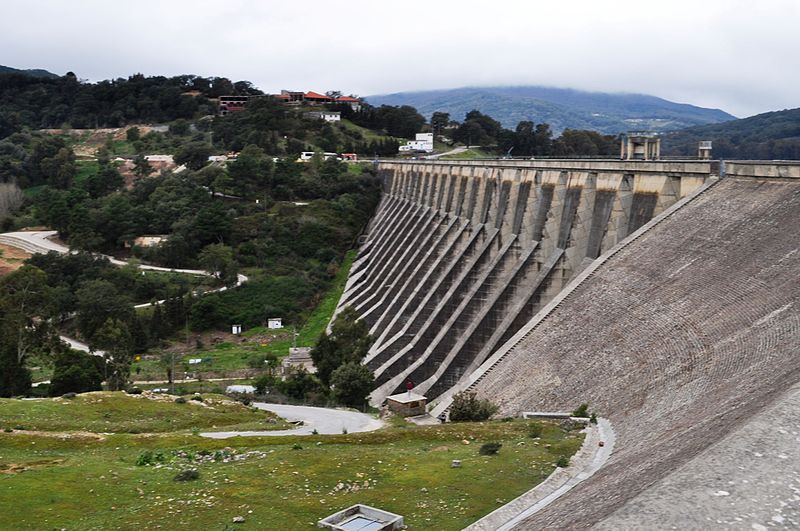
left=662, top=107, right=800, bottom=160
left=366, top=86, right=735, bottom=135
left=0, top=65, right=60, bottom=79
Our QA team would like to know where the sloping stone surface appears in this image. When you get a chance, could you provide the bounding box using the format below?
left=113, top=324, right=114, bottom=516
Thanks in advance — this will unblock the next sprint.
left=599, top=382, right=800, bottom=530
left=473, top=176, right=800, bottom=528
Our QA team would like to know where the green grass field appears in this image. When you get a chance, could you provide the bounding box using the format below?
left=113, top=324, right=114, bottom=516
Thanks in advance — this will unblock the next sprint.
left=0, top=411, right=583, bottom=530
left=0, top=392, right=290, bottom=434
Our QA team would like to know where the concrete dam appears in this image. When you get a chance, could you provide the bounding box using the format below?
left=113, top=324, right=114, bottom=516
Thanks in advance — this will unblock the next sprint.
left=337, top=159, right=800, bottom=528
left=338, top=159, right=710, bottom=404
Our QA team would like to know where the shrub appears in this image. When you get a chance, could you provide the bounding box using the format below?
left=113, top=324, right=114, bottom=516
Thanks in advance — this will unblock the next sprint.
left=49, top=349, right=103, bottom=396
left=528, top=422, right=543, bottom=439
left=253, top=374, right=275, bottom=396
left=590, top=413, right=598, bottom=424
left=61, top=392, right=77, bottom=399
left=556, top=455, right=570, bottom=468
left=330, top=362, right=374, bottom=407
left=174, top=469, right=200, bottom=482
left=572, top=403, right=589, bottom=418
left=175, top=397, right=187, bottom=404
left=292, top=443, right=303, bottom=450
left=191, top=395, right=204, bottom=402
left=127, top=387, right=142, bottom=395
left=479, top=442, right=502, bottom=456
left=449, top=391, right=498, bottom=422
left=135, top=450, right=166, bottom=466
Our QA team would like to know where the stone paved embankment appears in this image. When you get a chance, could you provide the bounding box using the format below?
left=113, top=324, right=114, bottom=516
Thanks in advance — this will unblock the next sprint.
left=473, top=175, right=800, bottom=528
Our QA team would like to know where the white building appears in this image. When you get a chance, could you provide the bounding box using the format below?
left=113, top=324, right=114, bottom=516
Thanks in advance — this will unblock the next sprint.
left=304, top=111, right=341, bottom=122
left=399, top=133, right=434, bottom=153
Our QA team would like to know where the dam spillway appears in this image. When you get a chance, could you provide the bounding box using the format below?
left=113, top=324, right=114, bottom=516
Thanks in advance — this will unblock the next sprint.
left=337, top=159, right=712, bottom=404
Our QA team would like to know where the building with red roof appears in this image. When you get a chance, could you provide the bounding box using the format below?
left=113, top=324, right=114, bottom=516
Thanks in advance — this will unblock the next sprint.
left=304, top=91, right=333, bottom=104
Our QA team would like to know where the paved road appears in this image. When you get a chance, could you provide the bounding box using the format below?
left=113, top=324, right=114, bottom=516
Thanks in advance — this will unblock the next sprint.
left=201, top=403, right=384, bottom=438
left=0, top=230, right=246, bottom=286
left=0, top=230, right=248, bottom=359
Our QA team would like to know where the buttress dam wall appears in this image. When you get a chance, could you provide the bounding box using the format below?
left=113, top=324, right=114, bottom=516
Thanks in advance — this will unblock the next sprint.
left=336, top=159, right=712, bottom=404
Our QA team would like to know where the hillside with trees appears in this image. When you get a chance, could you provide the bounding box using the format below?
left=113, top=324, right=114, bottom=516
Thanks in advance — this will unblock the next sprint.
left=662, top=107, right=800, bottom=159
left=0, top=70, right=638, bottom=399
left=367, top=85, right=735, bottom=135
left=0, top=64, right=59, bottom=79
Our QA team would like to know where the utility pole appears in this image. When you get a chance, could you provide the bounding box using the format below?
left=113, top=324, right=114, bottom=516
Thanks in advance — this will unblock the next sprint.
left=170, top=351, right=175, bottom=395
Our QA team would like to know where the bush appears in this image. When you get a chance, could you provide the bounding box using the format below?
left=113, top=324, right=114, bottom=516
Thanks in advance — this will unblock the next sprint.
left=191, top=395, right=203, bottom=402
left=572, top=403, right=589, bottom=418
left=61, top=392, right=77, bottom=399
left=292, top=443, right=302, bottom=450
left=126, top=387, right=142, bottom=395
left=528, top=422, right=543, bottom=439
left=253, top=374, right=275, bottom=396
left=175, top=397, right=187, bottom=404
left=479, top=442, right=502, bottom=456
left=590, top=413, right=598, bottom=424
left=330, top=362, right=374, bottom=408
left=449, top=391, right=498, bottom=422
left=49, top=350, right=103, bottom=396
left=174, top=469, right=200, bottom=482
left=556, top=456, right=570, bottom=468
left=135, top=450, right=167, bottom=466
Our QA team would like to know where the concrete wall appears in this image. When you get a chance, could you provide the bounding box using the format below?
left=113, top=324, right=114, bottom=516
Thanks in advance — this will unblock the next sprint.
left=455, top=167, right=800, bottom=528
left=338, top=159, right=712, bottom=405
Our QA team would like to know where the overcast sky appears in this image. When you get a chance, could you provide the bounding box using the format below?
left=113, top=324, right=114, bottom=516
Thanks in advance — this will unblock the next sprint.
left=2, top=0, right=798, bottom=117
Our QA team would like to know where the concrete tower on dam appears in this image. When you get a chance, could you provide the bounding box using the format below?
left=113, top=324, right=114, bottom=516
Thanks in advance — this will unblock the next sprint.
left=335, top=159, right=712, bottom=405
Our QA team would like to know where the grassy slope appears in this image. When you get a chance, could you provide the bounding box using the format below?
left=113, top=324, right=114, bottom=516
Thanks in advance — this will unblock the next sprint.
left=0, top=392, right=289, bottom=433
left=132, top=249, right=358, bottom=380
left=337, top=119, right=399, bottom=144
left=0, top=419, right=583, bottom=530
left=440, top=148, right=492, bottom=160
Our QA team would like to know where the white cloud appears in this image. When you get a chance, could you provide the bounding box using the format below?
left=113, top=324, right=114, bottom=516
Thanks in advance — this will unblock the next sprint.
left=1, top=0, right=798, bottom=116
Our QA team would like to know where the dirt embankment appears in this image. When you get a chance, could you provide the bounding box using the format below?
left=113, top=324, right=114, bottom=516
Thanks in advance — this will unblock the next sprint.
left=0, top=244, right=31, bottom=276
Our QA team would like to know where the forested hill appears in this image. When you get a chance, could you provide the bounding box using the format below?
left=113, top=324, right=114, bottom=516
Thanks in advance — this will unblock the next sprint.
left=0, top=72, right=263, bottom=134
left=0, top=65, right=59, bottom=79
left=366, top=86, right=735, bottom=135
left=662, top=107, right=800, bottom=159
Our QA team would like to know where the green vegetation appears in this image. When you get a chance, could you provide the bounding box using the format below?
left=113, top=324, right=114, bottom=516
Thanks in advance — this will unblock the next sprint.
left=0, top=416, right=583, bottom=530
left=662, top=107, right=800, bottom=159
left=478, top=442, right=502, bottom=455
left=440, top=148, right=492, bottom=159
left=449, top=391, right=499, bottom=422
left=367, top=85, right=734, bottom=134
left=0, top=392, right=288, bottom=433
left=527, top=421, right=544, bottom=439
left=131, top=250, right=358, bottom=383
left=572, top=403, right=590, bottom=418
